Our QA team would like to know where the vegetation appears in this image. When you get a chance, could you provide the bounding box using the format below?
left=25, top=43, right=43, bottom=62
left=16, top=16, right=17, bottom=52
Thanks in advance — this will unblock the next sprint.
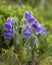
left=0, top=0, right=52, bottom=65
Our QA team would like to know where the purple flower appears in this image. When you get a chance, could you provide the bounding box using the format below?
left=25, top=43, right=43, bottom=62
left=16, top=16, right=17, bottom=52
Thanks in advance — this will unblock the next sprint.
left=23, top=25, right=32, bottom=38
left=3, top=18, right=14, bottom=31
left=25, top=11, right=36, bottom=25
left=3, top=31, right=13, bottom=39
left=32, top=22, right=46, bottom=35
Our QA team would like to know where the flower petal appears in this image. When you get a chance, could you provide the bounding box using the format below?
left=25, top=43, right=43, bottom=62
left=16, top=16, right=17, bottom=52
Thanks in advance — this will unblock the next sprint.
left=25, top=11, right=36, bottom=24
left=3, top=31, right=13, bottom=39
left=3, top=18, right=14, bottom=30
left=32, top=23, right=46, bottom=35
left=23, top=25, right=32, bottom=38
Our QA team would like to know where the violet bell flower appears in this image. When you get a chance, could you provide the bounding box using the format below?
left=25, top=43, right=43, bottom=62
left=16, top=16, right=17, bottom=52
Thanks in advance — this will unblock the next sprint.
left=32, top=22, right=46, bottom=35
left=3, top=31, right=13, bottom=39
left=25, top=11, right=36, bottom=25
left=3, top=18, right=14, bottom=30
left=23, top=25, right=32, bottom=38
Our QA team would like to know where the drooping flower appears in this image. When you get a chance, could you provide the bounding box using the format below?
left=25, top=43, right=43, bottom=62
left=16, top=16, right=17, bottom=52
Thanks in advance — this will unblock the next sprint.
left=3, top=18, right=14, bottom=39
left=25, top=11, right=36, bottom=25
left=32, top=22, right=46, bottom=35
left=3, top=18, right=14, bottom=30
left=3, top=31, right=13, bottom=39
left=23, top=25, right=32, bottom=38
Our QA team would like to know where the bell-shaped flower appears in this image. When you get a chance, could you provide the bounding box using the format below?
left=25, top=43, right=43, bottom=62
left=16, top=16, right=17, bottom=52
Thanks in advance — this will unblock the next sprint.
left=3, top=31, right=13, bottom=39
left=23, top=25, right=32, bottom=38
left=32, top=22, right=46, bottom=35
left=25, top=11, right=36, bottom=25
left=3, top=18, right=14, bottom=31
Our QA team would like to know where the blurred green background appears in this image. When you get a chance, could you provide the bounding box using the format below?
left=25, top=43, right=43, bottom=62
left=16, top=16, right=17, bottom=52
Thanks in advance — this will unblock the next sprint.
left=0, top=0, right=52, bottom=65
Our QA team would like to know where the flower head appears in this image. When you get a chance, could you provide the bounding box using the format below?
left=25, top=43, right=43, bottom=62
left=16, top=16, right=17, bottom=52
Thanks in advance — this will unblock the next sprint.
left=32, top=22, right=46, bottom=35
left=25, top=11, right=36, bottom=25
left=23, top=25, right=32, bottom=38
left=3, top=18, right=14, bottom=31
left=3, top=31, right=13, bottom=39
